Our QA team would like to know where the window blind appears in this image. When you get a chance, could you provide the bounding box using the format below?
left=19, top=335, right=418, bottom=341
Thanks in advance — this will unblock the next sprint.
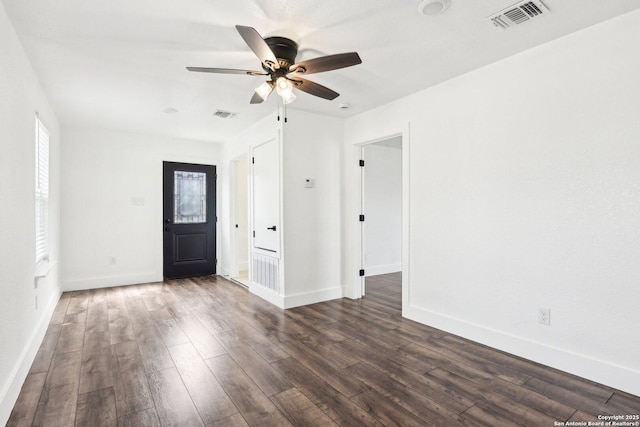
left=35, top=115, right=49, bottom=264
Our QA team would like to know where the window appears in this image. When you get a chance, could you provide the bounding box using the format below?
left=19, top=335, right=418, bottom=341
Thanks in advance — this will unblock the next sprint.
left=35, top=115, right=49, bottom=264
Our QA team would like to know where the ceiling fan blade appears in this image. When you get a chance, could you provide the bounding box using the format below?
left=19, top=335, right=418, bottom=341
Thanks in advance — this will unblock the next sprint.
left=235, top=25, right=279, bottom=70
left=291, top=77, right=339, bottom=100
left=289, top=52, right=361, bottom=75
left=250, top=92, right=266, bottom=104
left=186, top=67, right=266, bottom=76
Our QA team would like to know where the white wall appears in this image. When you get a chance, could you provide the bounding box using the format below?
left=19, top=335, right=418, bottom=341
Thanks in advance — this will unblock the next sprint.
left=344, top=9, right=640, bottom=396
left=282, top=110, right=343, bottom=307
left=61, top=127, right=222, bottom=290
left=0, top=4, right=61, bottom=423
left=364, top=142, right=402, bottom=276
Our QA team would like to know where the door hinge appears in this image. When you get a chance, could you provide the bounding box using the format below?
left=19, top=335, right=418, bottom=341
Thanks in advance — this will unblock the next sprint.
left=359, top=214, right=365, bottom=222
left=253, top=230, right=255, bottom=238
left=359, top=269, right=365, bottom=277
left=252, top=157, right=255, bottom=164
left=359, top=159, right=365, bottom=167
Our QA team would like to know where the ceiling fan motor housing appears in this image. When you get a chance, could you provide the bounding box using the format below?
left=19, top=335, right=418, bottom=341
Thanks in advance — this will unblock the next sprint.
left=264, top=37, right=299, bottom=70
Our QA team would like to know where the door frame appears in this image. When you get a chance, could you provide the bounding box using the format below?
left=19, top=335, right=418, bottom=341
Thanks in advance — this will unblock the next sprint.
left=229, top=153, right=250, bottom=281
left=360, top=137, right=404, bottom=295
left=352, top=124, right=411, bottom=313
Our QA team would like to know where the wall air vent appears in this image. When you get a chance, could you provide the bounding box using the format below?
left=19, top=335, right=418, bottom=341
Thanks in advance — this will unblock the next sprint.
left=213, top=110, right=237, bottom=119
left=488, top=0, right=549, bottom=30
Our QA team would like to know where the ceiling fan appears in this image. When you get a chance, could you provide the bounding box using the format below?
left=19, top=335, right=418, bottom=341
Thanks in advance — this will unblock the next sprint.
left=187, top=25, right=362, bottom=105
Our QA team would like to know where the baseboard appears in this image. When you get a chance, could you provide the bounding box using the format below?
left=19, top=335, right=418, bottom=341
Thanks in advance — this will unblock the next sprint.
left=364, top=263, right=401, bottom=277
left=283, top=287, right=343, bottom=309
left=249, top=283, right=285, bottom=309
left=62, top=272, right=160, bottom=291
left=217, top=265, right=230, bottom=278
left=0, top=289, right=61, bottom=426
left=403, top=303, right=640, bottom=397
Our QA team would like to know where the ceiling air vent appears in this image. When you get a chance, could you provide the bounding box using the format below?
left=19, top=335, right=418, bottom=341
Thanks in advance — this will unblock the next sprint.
left=213, top=110, right=237, bottom=119
left=488, top=0, right=549, bottom=30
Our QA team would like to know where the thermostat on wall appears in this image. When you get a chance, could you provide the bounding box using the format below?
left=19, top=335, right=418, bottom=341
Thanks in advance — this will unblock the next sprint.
left=304, top=178, right=315, bottom=188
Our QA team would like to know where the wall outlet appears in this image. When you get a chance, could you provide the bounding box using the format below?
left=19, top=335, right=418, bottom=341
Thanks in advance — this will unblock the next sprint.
left=109, top=256, right=116, bottom=265
left=538, top=307, right=550, bottom=325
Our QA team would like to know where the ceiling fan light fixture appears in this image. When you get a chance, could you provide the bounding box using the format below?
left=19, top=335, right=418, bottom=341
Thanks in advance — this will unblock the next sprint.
left=418, top=0, right=451, bottom=16
left=254, top=81, right=274, bottom=101
left=281, top=91, right=297, bottom=105
left=275, top=77, right=293, bottom=96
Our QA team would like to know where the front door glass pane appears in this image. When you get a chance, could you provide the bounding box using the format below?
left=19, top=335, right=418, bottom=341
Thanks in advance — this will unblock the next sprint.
left=174, top=171, right=206, bottom=223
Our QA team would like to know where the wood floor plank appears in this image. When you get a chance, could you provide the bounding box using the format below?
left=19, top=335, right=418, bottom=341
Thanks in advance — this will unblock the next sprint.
left=215, top=333, right=292, bottom=397
left=86, top=299, right=109, bottom=333
left=284, top=308, right=347, bottom=344
left=30, top=324, right=62, bottom=374
left=75, top=386, right=117, bottom=427
left=270, top=387, right=339, bottom=427
left=350, top=388, right=432, bottom=427
left=278, top=339, right=367, bottom=398
left=54, top=322, right=85, bottom=355
left=271, top=357, right=385, bottom=426
left=418, top=338, right=531, bottom=385
left=133, top=324, right=175, bottom=373
left=205, top=354, right=293, bottom=427
left=607, top=391, right=640, bottom=413
left=461, top=403, right=527, bottom=427
left=108, top=306, right=136, bottom=345
left=168, top=342, right=239, bottom=424
left=346, top=362, right=466, bottom=427
left=6, top=372, right=47, bottom=427
left=118, top=407, right=161, bottom=427
left=49, top=293, right=70, bottom=325
left=110, top=342, right=155, bottom=418
left=207, top=413, right=249, bottom=427
left=155, top=316, right=190, bottom=347
left=147, top=367, right=204, bottom=427
left=352, top=350, right=475, bottom=414
left=428, top=368, right=561, bottom=426
left=177, top=315, right=227, bottom=360
left=64, top=291, right=89, bottom=323
left=112, top=368, right=155, bottom=419
left=79, top=330, right=113, bottom=394
left=522, top=377, right=631, bottom=417
left=32, top=350, right=82, bottom=427
left=215, top=322, right=290, bottom=364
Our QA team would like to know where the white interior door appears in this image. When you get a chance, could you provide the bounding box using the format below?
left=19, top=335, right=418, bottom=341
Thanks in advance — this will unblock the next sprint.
left=252, top=139, right=280, bottom=253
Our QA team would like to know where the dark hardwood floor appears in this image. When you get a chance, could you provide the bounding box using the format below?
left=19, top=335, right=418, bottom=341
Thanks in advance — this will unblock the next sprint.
left=8, top=273, right=640, bottom=426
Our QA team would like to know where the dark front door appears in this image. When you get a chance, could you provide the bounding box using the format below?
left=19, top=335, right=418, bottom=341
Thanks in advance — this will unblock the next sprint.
left=163, top=162, right=216, bottom=279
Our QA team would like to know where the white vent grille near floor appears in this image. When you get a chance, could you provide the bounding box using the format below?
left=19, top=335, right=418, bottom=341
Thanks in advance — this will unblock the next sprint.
left=252, top=253, right=279, bottom=293
left=488, top=0, right=549, bottom=29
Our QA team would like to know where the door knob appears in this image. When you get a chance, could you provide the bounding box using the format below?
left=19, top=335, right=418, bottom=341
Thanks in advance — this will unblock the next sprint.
left=267, top=226, right=277, bottom=231
left=165, top=218, right=172, bottom=223
left=164, top=227, right=170, bottom=232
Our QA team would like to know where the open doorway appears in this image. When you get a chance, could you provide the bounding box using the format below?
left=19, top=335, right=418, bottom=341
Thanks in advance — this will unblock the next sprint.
left=361, top=136, right=403, bottom=308
left=231, top=154, right=249, bottom=286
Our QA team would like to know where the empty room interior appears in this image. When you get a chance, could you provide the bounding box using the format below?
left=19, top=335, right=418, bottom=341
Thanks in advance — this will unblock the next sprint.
left=1, top=0, right=640, bottom=425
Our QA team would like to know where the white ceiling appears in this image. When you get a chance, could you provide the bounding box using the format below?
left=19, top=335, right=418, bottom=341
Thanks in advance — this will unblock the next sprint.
left=3, top=0, right=639, bottom=143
